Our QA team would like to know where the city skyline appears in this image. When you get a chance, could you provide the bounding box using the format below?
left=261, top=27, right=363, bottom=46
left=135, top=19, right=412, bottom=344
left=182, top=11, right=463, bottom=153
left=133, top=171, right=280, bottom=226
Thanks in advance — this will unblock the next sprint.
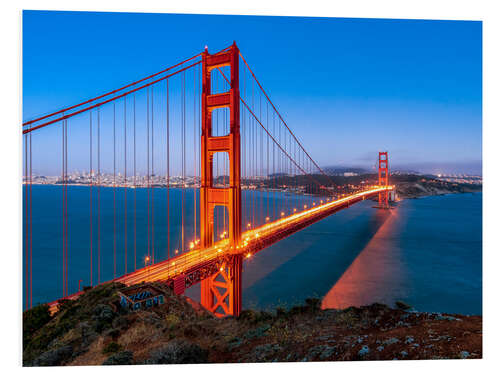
left=23, top=11, right=482, bottom=175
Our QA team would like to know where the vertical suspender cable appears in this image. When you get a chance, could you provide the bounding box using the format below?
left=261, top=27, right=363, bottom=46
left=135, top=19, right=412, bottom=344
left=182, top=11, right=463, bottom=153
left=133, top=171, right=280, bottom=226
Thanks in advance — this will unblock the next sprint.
left=124, top=97, right=127, bottom=272
left=61, top=120, right=65, bottom=297
left=133, top=95, right=137, bottom=271
left=113, top=102, right=116, bottom=278
left=151, top=87, right=155, bottom=264
left=251, top=77, right=254, bottom=228
left=30, top=126, right=33, bottom=306
left=266, top=102, right=269, bottom=220
left=182, top=70, right=186, bottom=253
left=97, top=108, right=101, bottom=284
left=29, top=126, right=33, bottom=308
left=65, top=119, right=68, bottom=296
left=273, top=112, right=276, bottom=220
left=147, top=87, right=150, bottom=259
left=260, top=92, right=263, bottom=225
left=193, top=66, right=197, bottom=242
left=241, top=66, right=244, bottom=228
left=24, top=134, right=28, bottom=308
left=89, top=111, right=93, bottom=286
left=64, top=119, right=67, bottom=297
left=166, top=79, right=170, bottom=261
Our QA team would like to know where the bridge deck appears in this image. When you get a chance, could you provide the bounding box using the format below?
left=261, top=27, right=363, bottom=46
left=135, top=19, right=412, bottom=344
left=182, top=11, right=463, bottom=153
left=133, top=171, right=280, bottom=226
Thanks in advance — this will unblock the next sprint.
left=115, top=186, right=392, bottom=284
left=48, top=186, right=392, bottom=313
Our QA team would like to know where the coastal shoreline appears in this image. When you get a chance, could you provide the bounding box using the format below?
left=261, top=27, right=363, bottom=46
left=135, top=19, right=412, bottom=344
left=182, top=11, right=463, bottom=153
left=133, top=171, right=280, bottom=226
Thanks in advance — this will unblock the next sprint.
left=23, top=282, right=482, bottom=366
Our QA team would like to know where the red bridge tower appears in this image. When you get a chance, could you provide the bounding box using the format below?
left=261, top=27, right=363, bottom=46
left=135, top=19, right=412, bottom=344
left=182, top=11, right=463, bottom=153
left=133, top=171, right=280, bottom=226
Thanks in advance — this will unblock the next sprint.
left=378, top=151, right=389, bottom=208
left=200, top=43, right=243, bottom=317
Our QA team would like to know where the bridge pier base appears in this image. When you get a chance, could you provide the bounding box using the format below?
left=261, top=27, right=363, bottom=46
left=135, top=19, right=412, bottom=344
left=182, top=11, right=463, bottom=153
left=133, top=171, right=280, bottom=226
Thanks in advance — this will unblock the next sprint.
left=201, top=255, right=242, bottom=317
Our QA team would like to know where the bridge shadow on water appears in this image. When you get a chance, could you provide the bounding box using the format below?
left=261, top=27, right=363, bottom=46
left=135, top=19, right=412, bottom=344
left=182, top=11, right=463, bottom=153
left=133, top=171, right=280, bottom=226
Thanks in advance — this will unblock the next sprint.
left=235, top=202, right=406, bottom=312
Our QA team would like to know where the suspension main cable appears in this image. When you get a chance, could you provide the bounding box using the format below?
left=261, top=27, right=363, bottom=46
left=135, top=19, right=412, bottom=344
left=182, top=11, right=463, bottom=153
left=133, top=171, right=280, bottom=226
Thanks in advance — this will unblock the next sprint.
left=216, top=67, right=326, bottom=189
left=23, top=61, right=202, bottom=135
left=23, top=52, right=204, bottom=128
left=239, top=52, right=334, bottom=185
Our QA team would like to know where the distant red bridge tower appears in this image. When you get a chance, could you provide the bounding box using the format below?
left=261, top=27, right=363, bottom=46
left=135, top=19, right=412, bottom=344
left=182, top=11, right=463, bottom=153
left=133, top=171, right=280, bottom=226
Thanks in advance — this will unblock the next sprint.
left=378, top=151, right=390, bottom=208
left=200, top=43, right=243, bottom=317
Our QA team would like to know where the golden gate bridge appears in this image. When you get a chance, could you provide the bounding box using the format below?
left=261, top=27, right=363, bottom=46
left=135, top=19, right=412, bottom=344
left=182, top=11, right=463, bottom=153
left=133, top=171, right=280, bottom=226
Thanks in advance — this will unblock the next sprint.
left=22, top=42, right=393, bottom=317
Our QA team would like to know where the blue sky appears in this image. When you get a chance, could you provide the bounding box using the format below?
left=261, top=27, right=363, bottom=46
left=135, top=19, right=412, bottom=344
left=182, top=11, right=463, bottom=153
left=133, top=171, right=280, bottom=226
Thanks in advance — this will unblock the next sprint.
left=23, top=11, right=482, bottom=175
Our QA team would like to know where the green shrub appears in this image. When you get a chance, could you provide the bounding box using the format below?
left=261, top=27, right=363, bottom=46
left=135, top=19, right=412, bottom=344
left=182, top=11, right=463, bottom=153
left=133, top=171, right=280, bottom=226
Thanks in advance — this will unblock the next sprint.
left=102, top=341, right=122, bottom=354
left=23, top=304, right=51, bottom=348
left=165, top=314, right=181, bottom=330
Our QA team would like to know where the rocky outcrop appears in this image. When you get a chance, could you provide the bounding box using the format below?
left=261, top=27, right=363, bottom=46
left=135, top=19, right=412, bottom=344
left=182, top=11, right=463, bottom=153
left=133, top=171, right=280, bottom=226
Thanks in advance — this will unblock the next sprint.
left=23, top=283, right=482, bottom=366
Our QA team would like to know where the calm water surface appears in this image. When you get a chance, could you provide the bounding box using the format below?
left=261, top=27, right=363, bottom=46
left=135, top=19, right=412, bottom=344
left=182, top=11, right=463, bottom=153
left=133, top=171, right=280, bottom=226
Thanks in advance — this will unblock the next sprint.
left=240, top=192, right=482, bottom=315
left=23, top=186, right=482, bottom=315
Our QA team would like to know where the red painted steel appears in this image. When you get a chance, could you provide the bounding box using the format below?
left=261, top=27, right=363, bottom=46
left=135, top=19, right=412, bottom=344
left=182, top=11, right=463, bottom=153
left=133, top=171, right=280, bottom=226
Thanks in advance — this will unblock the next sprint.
left=199, top=42, right=242, bottom=317
left=22, top=52, right=203, bottom=128
left=378, top=151, right=389, bottom=208
left=47, top=187, right=392, bottom=315
left=25, top=43, right=395, bottom=319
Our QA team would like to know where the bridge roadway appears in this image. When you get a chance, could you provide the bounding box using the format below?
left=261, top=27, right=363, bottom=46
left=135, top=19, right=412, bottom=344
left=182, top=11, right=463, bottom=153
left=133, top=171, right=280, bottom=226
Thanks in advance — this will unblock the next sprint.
left=114, top=186, right=393, bottom=285
left=48, top=185, right=392, bottom=313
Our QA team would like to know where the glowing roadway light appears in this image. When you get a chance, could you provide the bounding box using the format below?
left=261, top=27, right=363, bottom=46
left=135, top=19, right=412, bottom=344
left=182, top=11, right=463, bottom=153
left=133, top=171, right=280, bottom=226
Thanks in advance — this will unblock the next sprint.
left=247, top=223, right=251, bottom=228
left=304, top=205, right=307, bottom=209
left=266, top=217, right=270, bottom=221
left=219, top=267, right=224, bottom=272
left=144, top=255, right=151, bottom=266
left=110, top=187, right=390, bottom=289
left=189, top=242, right=194, bottom=249
left=293, top=208, right=297, bottom=212
left=175, top=249, right=179, bottom=254
left=246, top=253, right=251, bottom=259
left=281, top=212, right=285, bottom=216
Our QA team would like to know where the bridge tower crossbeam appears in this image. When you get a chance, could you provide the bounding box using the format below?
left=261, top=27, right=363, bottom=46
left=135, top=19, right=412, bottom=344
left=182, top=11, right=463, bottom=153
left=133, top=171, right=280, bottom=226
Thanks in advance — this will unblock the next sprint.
left=199, top=43, right=242, bottom=317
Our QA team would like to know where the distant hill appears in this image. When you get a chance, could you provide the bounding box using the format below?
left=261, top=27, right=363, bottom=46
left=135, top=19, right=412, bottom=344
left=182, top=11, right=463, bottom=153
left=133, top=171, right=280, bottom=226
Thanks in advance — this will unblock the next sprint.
left=322, top=166, right=369, bottom=175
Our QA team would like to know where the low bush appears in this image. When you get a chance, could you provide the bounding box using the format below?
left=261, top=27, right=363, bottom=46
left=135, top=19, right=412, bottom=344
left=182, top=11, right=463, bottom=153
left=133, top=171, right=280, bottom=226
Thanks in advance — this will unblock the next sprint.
left=102, top=341, right=122, bottom=354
